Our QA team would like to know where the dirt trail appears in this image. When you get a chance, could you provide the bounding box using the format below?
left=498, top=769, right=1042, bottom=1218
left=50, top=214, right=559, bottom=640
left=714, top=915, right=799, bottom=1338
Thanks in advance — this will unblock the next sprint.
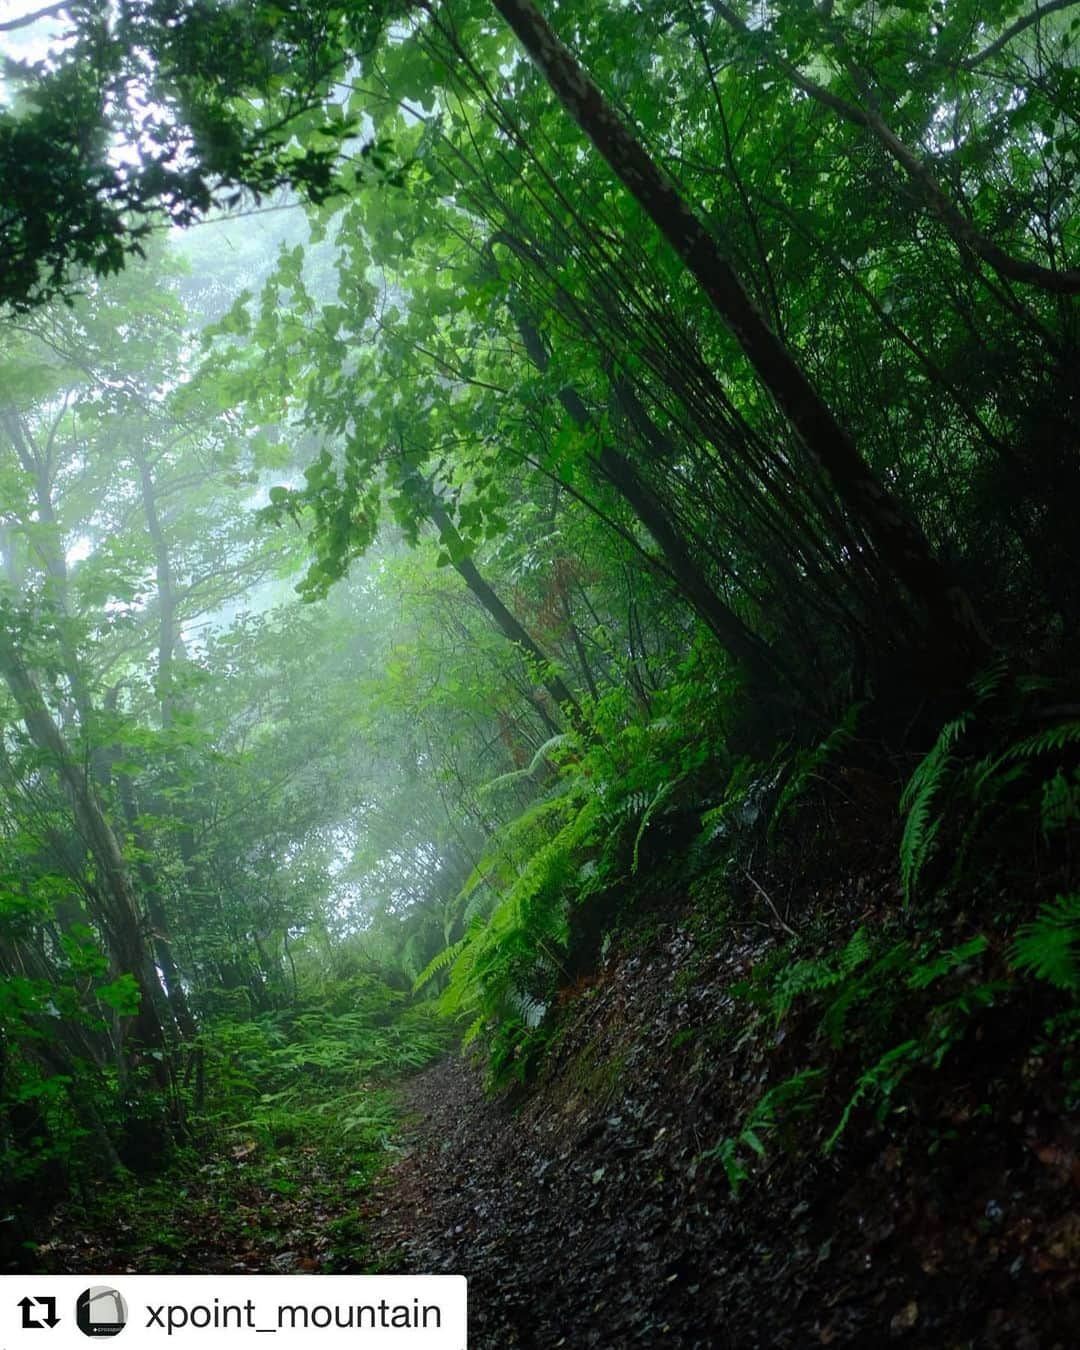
left=21, top=904, right=1079, bottom=1346
left=370, top=915, right=1078, bottom=1350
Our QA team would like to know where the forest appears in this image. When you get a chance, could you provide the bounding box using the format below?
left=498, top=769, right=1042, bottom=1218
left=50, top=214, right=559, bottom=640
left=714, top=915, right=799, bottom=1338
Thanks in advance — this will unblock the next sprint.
left=0, top=1, right=1078, bottom=1345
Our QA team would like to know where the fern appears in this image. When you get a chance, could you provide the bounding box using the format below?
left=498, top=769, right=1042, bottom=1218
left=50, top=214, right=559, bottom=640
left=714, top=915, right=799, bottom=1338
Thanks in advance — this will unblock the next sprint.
left=478, top=733, right=576, bottom=796
left=897, top=661, right=1007, bottom=901
left=705, top=1136, right=751, bottom=1192
left=899, top=710, right=972, bottom=902
left=698, top=756, right=770, bottom=845
left=1000, top=720, right=1080, bottom=764
left=426, top=787, right=603, bottom=1079
left=907, top=935, right=988, bottom=990
left=701, top=1068, right=825, bottom=1192
left=399, top=931, right=427, bottom=984
left=768, top=702, right=864, bottom=841
left=509, top=988, right=548, bottom=1029
left=413, top=928, right=472, bottom=993
left=462, top=885, right=491, bottom=927
left=825, top=1039, right=921, bottom=1153
left=922, top=982, right=1003, bottom=1069
left=765, top=926, right=874, bottom=1025
left=819, top=940, right=912, bottom=1045
left=1041, top=770, right=1080, bottom=835
left=458, top=788, right=579, bottom=903
left=461, top=1012, right=488, bottom=1047
left=1011, top=893, right=1080, bottom=990
left=900, top=664, right=1080, bottom=905
left=630, top=780, right=676, bottom=874
left=969, top=721, right=1080, bottom=808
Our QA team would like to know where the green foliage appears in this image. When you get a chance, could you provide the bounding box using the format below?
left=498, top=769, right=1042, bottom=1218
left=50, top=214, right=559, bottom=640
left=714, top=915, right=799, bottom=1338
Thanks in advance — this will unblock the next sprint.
left=900, top=671, right=1080, bottom=903
left=2, top=0, right=1080, bottom=1256
left=1041, top=769, right=1080, bottom=835
left=630, top=780, right=676, bottom=876
left=908, top=937, right=990, bottom=990
left=698, top=757, right=772, bottom=846
left=431, top=779, right=597, bottom=1081
left=712, top=922, right=1009, bottom=1187
left=747, top=926, right=875, bottom=1028
left=699, top=1068, right=825, bottom=1193
left=479, top=734, right=576, bottom=798
left=0, top=2, right=390, bottom=311
left=1011, top=894, right=1080, bottom=990
left=899, top=709, right=975, bottom=903
left=95, top=975, right=142, bottom=1018
left=823, top=1039, right=922, bottom=1155
left=419, top=660, right=740, bottom=1081
left=768, top=703, right=865, bottom=841
left=196, top=988, right=448, bottom=1149
left=693, top=663, right=1080, bottom=1196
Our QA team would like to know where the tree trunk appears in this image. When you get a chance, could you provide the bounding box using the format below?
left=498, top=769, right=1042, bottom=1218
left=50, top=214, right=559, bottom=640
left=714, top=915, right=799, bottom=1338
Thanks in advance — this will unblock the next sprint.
left=425, top=497, right=588, bottom=734
left=489, top=0, right=987, bottom=680
left=511, top=305, right=789, bottom=692
left=135, top=448, right=179, bottom=729
left=0, top=627, right=170, bottom=1067
left=0, top=407, right=97, bottom=729
left=116, top=772, right=198, bottom=1038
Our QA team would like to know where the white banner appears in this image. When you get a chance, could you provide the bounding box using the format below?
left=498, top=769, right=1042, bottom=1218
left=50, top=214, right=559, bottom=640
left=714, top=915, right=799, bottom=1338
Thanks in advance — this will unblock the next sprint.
left=0, top=1276, right=466, bottom=1349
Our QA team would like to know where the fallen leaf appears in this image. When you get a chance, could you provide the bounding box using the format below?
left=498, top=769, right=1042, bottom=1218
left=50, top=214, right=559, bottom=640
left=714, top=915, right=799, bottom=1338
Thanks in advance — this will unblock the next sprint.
left=890, top=1301, right=918, bottom=1336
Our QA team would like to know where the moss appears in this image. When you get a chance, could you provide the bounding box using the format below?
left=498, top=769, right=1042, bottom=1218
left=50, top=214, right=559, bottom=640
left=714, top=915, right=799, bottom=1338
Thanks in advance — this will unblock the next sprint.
left=564, top=1042, right=629, bottom=1109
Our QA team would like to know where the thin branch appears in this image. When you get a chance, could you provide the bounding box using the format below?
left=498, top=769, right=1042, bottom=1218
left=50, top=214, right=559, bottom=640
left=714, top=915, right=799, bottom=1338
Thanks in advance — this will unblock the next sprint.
left=714, top=2, right=1080, bottom=295
left=742, top=866, right=797, bottom=938
left=0, top=4, right=69, bottom=34
left=962, top=0, right=1080, bottom=70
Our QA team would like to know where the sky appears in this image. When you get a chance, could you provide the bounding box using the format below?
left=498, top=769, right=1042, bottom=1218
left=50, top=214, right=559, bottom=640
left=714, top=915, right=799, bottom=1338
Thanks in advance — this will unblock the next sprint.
left=0, top=2, right=73, bottom=83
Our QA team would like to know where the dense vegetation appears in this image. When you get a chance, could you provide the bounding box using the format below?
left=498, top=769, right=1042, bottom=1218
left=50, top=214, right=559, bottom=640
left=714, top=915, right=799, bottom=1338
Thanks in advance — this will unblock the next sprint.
left=1, top=1, right=1078, bottom=1337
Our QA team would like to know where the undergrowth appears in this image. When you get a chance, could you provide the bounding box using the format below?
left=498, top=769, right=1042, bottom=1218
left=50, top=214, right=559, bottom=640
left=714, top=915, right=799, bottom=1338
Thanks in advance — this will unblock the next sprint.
left=196, top=992, right=448, bottom=1148
left=420, top=656, right=1080, bottom=1202
left=417, top=657, right=870, bottom=1085
left=17, top=978, right=449, bottom=1270
left=415, top=658, right=743, bottom=1082
left=700, top=666, right=1080, bottom=1191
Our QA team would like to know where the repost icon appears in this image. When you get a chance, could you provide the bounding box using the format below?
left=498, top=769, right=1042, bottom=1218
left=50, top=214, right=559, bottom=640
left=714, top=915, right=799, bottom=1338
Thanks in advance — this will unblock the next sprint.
left=4, top=1274, right=465, bottom=1346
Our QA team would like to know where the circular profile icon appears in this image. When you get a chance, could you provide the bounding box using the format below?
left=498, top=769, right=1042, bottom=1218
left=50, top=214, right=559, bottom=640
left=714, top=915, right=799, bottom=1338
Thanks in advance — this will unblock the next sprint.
left=76, top=1287, right=128, bottom=1337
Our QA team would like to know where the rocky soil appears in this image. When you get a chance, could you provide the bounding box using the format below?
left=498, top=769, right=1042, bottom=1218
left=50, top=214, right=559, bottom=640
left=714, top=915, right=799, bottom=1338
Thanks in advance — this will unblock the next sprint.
left=371, top=881, right=1079, bottom=1349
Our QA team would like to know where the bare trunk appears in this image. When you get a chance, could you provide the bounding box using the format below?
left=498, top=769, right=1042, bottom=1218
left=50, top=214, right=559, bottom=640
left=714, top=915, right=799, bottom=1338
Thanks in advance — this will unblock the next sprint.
left=135, top=449, right=179, bottom=729
left=426, top=497, right=587, bottom=734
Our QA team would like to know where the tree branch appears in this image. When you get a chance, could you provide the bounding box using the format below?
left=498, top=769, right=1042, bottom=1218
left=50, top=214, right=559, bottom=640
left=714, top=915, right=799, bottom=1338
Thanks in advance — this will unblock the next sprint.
left=714, top=2, right=1080, bottom=295
left=962, top=0, right=1080, bottom=70
left=0, top=4, right=69, bottom=35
